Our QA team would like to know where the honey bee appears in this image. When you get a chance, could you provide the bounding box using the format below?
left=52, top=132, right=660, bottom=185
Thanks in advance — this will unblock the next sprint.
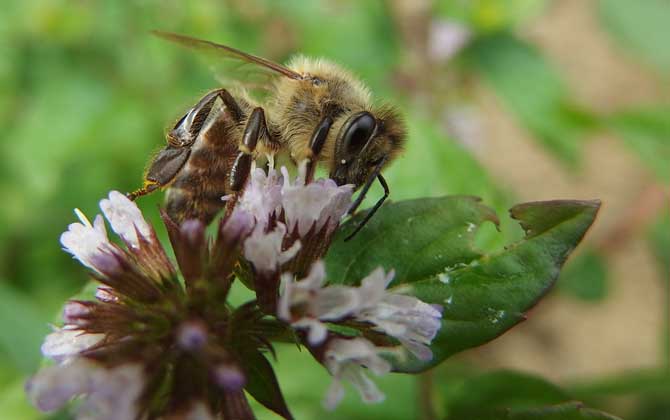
left=129, top=31, right=406, bottom=239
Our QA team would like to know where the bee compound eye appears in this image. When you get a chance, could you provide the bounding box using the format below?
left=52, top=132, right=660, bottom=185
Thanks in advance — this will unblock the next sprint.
left=343, top=112, right=376, bottom=155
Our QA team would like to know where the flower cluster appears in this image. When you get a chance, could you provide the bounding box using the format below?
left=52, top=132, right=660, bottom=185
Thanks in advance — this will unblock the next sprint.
left=27, top=167, right=442, bottom=419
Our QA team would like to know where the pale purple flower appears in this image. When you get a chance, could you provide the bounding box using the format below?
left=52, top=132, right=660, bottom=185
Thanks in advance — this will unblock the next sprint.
left=278, top=261, right=359, bottom=345
left=280, top=167, right=354, bottom=236
left=26, top=361, right=144, bottom=419
left=177, top=321, right=209, bottom=351
left=279, top=264, right=442, bottom=359
left=60, top=190, right=156, bottom=274
left=41, top=326, right=104, bottom=364
left=60, top=210, right=111, bottom=273
left=236, top=168, right=282, bottom=228
left=428, top=19, right=471, bottom=63
left=243, top=223, right=301, bottom=273
left=356, top=268, right=443, bottom=361
left=214, top=364, right=246, bottom=392
left=78, top=364, right=144, bottom=420
left=323, top=337, right=391, bottom=410
left=99, top=191, right=152, bottom=248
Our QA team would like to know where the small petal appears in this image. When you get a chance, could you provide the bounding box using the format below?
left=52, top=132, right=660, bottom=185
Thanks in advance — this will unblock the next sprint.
left=99, top=191, right=151, bottom=248
left=81, top=364, right=144, bottom=420
left=180, top=219, right=205, bottom=247
left=237, top=168, right=282, bottom=228
left=322, top=338, right=390, bottom=409
left=221, top=207, right=254, bottom=240
left=62, top=301, right=90, bottom=324
left=213, top=364, right=246, bottom=392
left=41, top=328, right=104, bottom=364
left=95, top=286, right=118, bottom=303
left=60, top=212, right=112, bottom=273
left=292, top=318, right=328, bottom=346
left=281, top=167, right=353, bottom=236
left=323, top=379, right=345, bottom=411
left=26, top=359, right=96, bottom=412
left=244, top=224, right=299, bottom=273
left=177, top=321, right=208, bottom=351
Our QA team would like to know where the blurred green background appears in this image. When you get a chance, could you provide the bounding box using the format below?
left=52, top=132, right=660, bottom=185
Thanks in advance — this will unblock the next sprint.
left=0, top=0, right=668, bottom=418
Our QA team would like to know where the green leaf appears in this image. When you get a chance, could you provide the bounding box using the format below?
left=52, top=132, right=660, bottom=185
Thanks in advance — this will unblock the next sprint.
left=487, top=402, right=622, bottom=420
left=443, top=370, right=570, bottom=419
left=244, top=349, right=294, bottom=420
left=465, top=33, right=597, bottom=165
left=598, top=0, right=670, bottom=72
left=558, top=249, right=608, bottom=302
left=605, top=106, right=670, bottom=183
left=326, top=197, right=600, bottom=372
left=437, top=370, right=623, bottom=420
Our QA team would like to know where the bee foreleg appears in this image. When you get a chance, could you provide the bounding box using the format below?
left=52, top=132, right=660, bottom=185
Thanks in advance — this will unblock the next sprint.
left=305, top=116, right=334, bottom=182
left=230, top=107, right=267, bottom=191
left=127, top=147, right=192, bottom=201
left=344, top=174, right=389, bottom=241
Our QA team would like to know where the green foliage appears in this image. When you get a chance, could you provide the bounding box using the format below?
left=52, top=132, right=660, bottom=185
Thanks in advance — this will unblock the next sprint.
left=598, top=0, right=670, bottom=73
left=438, top=370, right=621, bottom=420
left=244, top=350, right=293, bottom=420
left=558, top=249, right=608, bottom=302
left=327, top=197, right=600, bottom=371
left=464, top=33, right=597, bottom=166
left=0, top=0, right=665, bottom=418
left=604, top=106, right=670, bottom=183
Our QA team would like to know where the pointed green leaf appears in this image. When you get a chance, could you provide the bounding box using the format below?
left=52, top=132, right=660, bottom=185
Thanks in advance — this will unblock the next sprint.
left=244, top=350, right=294, bottom=420
left=481, top=402, right=622, bottom=420
left=326, top=197, right=600, bottom=372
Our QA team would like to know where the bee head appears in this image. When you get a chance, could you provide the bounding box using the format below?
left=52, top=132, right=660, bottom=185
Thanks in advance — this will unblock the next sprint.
left=330, top=107, right=406, bottom=189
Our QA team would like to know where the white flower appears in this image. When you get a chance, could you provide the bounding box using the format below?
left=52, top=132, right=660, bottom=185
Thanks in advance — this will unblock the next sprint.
left=26, top=360, right=144, bottom=420
left=243, top=223, right=300, bottom=273
left=356, top=268, right=443, bottom=361
left=60, top=191, right=155, bottom=273
left=278, top=261, right=359, bottom=345
left=79, top=364, right=144, bottom=420
left=26, top=358, right=95, bottom=412
left=236, top=168, right=282, bottom=228
left=322, top=337, right=391, bottom=410
left=236, top=166, right=353, bottom=237
left=60, top=209, right=112, bottom=273
left=41, top=326, right=104, bottom=365
left=280, top=167, right=353, bottom=236
left=99, top=191, right=152, bottom=248
left=279, top=264, right=442, bottom=358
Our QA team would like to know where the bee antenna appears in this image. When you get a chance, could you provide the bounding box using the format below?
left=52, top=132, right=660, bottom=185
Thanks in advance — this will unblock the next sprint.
left=344, top=167, right=389, bottom=241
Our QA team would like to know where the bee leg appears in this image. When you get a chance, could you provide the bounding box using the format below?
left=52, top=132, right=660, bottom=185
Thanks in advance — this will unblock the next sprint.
left=344, top=174, right=389, bottom=241
left=127, top=180, right=160, bottom=201
left=127, top=147, right=192, bottom=201
left=170, top=88, right=244, bottom=146
left=230, top=107, right=267, bottom=191
left=305, top=116, right=334, bottom=183
left=344, top=157, right=389, bottom=241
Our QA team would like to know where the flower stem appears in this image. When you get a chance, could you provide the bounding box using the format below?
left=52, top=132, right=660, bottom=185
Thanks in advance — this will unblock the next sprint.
left=417, top=370, right=435, bottom=420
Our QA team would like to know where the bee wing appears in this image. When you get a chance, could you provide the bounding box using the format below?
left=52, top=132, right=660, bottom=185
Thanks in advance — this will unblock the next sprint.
left=153, top=31, right=303, bottom=81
